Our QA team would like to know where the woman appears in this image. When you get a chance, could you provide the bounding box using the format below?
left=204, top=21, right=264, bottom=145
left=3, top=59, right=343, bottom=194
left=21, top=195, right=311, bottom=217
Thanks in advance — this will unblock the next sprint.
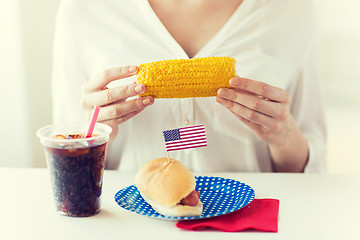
left=52, top=0, right=327, bottom=172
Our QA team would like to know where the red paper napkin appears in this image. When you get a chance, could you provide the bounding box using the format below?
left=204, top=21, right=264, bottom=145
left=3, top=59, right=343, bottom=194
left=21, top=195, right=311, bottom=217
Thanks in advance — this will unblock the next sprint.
left=176, top=198, right=279, bottom=232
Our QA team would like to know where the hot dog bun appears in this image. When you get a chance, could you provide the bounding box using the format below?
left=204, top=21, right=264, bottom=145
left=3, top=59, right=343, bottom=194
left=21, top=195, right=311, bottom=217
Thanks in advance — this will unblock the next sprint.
left=135, top=157, right=203, bottom=217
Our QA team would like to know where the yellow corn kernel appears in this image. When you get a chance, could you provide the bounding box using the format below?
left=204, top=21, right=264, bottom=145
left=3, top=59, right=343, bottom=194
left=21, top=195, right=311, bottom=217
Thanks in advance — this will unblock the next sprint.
left=136, top=57, right=236, bottom=98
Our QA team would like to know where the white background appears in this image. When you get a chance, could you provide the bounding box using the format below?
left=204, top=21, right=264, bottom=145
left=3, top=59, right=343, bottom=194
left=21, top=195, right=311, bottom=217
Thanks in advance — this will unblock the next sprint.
left=0, top=0, right=359, bottom=173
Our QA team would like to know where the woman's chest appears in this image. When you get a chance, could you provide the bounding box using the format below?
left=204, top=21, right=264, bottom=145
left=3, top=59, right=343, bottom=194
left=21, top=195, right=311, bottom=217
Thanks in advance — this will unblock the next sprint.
left=148, top=0, right=244, bottom=58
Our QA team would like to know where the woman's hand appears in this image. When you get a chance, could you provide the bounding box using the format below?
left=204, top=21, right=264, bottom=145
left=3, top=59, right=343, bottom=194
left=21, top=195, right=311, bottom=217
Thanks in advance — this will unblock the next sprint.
left=80, top=66, right=154, bottom=141
left=216, top=76, right=308, bottom=172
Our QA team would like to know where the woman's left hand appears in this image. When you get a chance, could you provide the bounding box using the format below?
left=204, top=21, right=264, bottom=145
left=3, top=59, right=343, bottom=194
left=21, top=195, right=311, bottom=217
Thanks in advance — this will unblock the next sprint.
left=216, top=76, right=294, bottom=148
left=216, top=76, right=309, bottom=172
left=216, top=76, right=310, bottom=172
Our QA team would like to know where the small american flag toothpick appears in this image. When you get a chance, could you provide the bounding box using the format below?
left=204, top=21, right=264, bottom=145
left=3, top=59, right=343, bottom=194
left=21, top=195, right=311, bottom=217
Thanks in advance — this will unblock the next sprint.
left=163, top=124, right=207, bottom=152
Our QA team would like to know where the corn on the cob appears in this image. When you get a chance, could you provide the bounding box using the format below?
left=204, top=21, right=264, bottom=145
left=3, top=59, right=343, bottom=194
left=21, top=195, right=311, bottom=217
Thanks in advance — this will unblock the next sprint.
left=136, top=57, right=236, bottom=98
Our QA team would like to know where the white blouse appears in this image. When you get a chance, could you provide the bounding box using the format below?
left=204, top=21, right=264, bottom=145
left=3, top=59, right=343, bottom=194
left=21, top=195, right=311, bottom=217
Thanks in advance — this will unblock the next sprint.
left=52, top=0, right=327, bottom=172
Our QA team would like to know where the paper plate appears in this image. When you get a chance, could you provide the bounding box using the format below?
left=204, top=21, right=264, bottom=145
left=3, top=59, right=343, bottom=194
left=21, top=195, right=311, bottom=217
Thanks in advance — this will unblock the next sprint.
left=114, top=176, right=255, bottom=220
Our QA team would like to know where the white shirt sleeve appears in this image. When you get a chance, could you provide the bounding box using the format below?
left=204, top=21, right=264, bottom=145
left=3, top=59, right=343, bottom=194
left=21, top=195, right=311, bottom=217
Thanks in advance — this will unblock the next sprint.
left=289, top=28, right=327, bottom=173
left=51, top=1, right=88, bottom=123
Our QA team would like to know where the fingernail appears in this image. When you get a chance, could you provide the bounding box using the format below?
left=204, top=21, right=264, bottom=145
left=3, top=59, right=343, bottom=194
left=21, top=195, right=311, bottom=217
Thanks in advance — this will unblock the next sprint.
left=143, top=98, right=151, bottom=105
left=229, top=78, right=236, bottom=86
left=217, top=88, right=225, bottom=97
left=129, top=66, right=137, bottom=73
left=135, top=84, right=143, bottom=93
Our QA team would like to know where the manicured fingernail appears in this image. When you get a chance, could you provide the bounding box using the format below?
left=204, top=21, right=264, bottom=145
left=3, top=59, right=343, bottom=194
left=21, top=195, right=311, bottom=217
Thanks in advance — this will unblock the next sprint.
left=143, top=98, right=151, bottom=105
left=129, top=66, right=137, bottom=73
left=229, top=78, right=236, bottom=86
left=217, top=88, right=226, bottom=97
left=135, top=84, right=143, bottom=93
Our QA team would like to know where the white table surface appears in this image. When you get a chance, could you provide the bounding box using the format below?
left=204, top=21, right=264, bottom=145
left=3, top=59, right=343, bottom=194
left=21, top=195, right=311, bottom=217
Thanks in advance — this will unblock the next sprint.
left=1, top=168, right=359, bottom=240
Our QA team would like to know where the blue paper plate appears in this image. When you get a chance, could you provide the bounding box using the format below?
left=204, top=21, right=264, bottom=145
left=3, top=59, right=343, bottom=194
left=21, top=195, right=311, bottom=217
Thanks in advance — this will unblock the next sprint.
left=114, top=176, right=255, bottom=220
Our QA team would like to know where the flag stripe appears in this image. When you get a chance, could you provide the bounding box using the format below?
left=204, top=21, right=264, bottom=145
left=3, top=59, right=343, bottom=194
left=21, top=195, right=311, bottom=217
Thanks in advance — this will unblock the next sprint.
left=165, top=138, right=207, bottom=146
left=166, top=141, right=207, bottom=148
left=165, top=136, right=207, bottom=144
left=179, top=128, right=204, bottom=133
left=176, top=134, right=206, bottom=140
left=179, top=131, right=206, bottom=137
left=167, top=144, right=208, bottom=152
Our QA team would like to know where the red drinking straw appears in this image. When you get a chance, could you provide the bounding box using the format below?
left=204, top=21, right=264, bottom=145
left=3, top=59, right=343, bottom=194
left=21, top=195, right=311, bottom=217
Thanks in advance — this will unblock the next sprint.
left=86, top=106, right=100, bottom=138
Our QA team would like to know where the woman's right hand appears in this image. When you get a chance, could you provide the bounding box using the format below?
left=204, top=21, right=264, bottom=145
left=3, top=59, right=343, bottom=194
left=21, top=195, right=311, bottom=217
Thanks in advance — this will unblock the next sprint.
left=80, top=65, right=154, bottom=141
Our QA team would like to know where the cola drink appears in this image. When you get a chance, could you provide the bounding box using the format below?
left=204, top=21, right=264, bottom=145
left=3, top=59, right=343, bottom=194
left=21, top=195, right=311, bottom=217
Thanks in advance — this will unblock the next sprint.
left=37, top=123, right=112, bottom=217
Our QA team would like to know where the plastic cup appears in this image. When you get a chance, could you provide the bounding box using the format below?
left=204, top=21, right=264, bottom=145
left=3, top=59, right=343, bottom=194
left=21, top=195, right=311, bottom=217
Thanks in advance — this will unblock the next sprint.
left=37, top=122, right=112, bottom=217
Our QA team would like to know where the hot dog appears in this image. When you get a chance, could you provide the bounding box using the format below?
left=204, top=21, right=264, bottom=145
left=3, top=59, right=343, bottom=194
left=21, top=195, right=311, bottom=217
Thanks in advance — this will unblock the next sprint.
left=180, top=190, right=200, bottom=206
left=135, top=157, right=203, bottom=217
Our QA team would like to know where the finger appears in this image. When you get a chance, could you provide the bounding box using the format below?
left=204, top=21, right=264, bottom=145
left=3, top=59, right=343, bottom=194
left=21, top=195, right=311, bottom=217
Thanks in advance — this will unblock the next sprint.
left=100, top=110, right=143, bottom=126
left=96, top=96, right=154, bottom=122
left=217, top=88, right=285, bottom=118
left=233, top=113, right=262, bottom=133
left=233, top=113, right=272, bottom=141
left=83, top=65, right=138, bottom=92
left=216, top=96, right=275, bottom=127
left=82, top=83, right=146, bottom=108
left=229, top=77, right=290, bottom=103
